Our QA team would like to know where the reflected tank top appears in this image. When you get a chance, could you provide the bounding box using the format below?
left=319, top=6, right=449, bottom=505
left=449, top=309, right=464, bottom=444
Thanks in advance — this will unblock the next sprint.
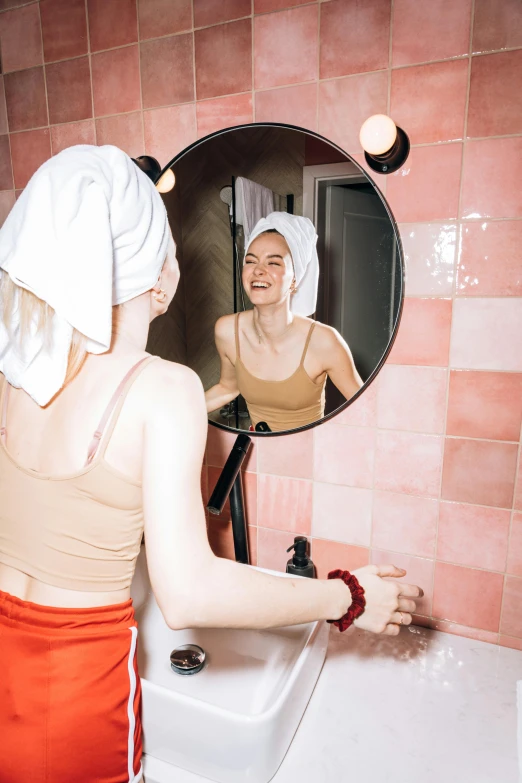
left=0, top=357, right=156, bottom=592
left=234, top=313, right=326, bottom=432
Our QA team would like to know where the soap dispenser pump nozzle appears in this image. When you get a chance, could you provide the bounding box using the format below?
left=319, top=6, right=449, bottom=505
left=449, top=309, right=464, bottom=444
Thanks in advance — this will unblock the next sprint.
left=286, top=536, right=316, bottom=578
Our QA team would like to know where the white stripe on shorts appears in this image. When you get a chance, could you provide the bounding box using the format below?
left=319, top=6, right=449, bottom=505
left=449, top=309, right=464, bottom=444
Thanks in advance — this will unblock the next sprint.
left=127, top=626, right=139, bottom=783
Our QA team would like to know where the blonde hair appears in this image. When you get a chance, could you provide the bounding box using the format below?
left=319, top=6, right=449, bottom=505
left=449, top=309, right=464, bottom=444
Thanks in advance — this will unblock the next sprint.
left=1, top=272, right=88, bottom=387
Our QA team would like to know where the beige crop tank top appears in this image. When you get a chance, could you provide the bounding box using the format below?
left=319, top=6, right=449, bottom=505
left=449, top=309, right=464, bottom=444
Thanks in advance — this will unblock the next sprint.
left=0, top=357, right=156, bottom=592
left=235, top=313, right=326, bottom=432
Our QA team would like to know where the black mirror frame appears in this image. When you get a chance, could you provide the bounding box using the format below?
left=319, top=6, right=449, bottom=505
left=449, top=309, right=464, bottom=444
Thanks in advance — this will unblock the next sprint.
left=157, top=122, right=405, bottom=438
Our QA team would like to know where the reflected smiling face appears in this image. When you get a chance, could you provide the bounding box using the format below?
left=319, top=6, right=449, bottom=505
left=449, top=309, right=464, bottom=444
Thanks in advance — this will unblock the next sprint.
left=242, top=232, right=295, bottom=307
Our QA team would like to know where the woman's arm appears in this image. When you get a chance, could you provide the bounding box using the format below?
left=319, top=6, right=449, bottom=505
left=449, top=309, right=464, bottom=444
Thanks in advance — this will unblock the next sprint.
left=319, top=325, right=363, bottom=401
left=204, top=315, right=240, bottom=413
left=141, top=361, right=421, bottom=635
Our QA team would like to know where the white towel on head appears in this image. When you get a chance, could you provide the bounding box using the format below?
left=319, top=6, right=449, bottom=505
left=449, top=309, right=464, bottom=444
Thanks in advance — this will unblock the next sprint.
left=0, top=144, right=169, bottom=405
left=246, top=212, right=319, bottom=317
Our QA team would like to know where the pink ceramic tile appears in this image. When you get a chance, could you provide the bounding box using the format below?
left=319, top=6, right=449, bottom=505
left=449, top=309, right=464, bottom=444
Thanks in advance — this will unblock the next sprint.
left=426, top=620, right=498, bottom=644
left=457, top=221, right=522, bottom=297
left=377, top=365, right=447, bottom=434
left=0, top=135, right=13, bottom=191
left=50, top=120, right=95, bottom=154
left=87, top=0, right=138, bottom=52
left=318, top=71, right=388, bottom=154
left=468, top=51, right=522, bottom=138
left=447, top=370, right=522, bottom=441
left=248, top=525, right=258, bottom=566
left=335, top=379, right=378, bottom=427
left=0, top=4, right=43, bottom=73
left=433, top=562, right=503, bottom=632
left=0, top=0, right=32, bottom=7
left=392, top=0, right=472, bottom=66
left=195, top=19, right=252, bottom=100
left=257, top=527, right=300, bottom=572
left=242, top=471, right=258, bottom=527
left=254, top=6, right=318, bottom=90
left=372, top=491, right=438, bottom=558
left=0, top=191, right=15, bottom=226
left=314, top=425, right=375, bottom=488
left=95, top=113, right=144, bottom=158
left=387, top=297, right=452, bottom=367
left=320, top=0, right=391, bottom=79
left=10, top=128, right=51, bottom=189
left=257, top=474, right=312, bottom=535
left=441, top=438, right=518, bottom=508
left=194, top=0, right=251, bottom=27
left=473, top=0, right=522, bottom=53
left=40, top=0, right=88, bottom=62
left=45, top=57, right=92, bottom=125
left=0, top=78, right=7, bottom=136
left=160, top=124, right=195, bottom=174
left=374, top=430, right=442, bottom=498
left=461, top=138, right=522, bottom=220
left=386, top=144, right=463, bottom=223
left=437, top=501, right=510, bottom=571
left=500, top=576, right=522, bottom=637
left=515, top=456, right=522, bottom=512
left=140, top=34, right=194, bottom=109
left=399, top=223, right=456, bottom=297
left=391, top=60, right=468, bottom=145
left=370, top=549, right=434, bottom=614
left=257, top=428, right=313, bottom=479
left=499, top=635, right=522, bottom=651
left=313, top=538, right=370, bottom=579
left=312, top=483, right=372, bottom=547
left=4, top=68, right=48, bottom=132
left=205, top=424, right=256, bottom=471
left=91, top=46, right=141, bottom=117
left=450, top=298, right=522, bottom=372
left=197, top=93, right=253, bottom=139
left=138, top=0, right=192, bottom=39
left=255, top=0, right=310, bottom=13
left=507, top=512, right=522, bottom=577
left=255, top=83, right=317, bottom=130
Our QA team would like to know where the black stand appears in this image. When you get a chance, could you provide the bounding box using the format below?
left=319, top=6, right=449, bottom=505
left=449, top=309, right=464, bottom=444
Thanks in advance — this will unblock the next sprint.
left=206, top=434, right=252, bottom=565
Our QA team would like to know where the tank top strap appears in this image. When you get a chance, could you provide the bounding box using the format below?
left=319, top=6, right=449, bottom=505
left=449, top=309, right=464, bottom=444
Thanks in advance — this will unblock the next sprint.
left=235, top=312, right=241, bottom=359
left=299, top=322, right=316, bottom=366
left=86, top=356, right=157, bottom=465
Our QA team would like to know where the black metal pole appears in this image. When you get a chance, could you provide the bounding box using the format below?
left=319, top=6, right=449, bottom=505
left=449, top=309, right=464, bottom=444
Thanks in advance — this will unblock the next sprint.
left=207, top=434, right=252, bottom=566
left=229, top=472, right=249, bottom=564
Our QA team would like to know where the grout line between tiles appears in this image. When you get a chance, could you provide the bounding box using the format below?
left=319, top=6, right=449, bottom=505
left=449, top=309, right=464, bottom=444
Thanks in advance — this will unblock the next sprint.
left=135, top=0, right=146, bottom=156
left=84, top=0, right=96, bottom=146
left=36, top=2, right=50, bottom=146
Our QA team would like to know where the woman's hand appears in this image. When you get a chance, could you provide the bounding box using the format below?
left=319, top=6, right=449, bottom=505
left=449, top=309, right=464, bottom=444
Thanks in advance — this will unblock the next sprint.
left=350, top=564, right=423, bottom=636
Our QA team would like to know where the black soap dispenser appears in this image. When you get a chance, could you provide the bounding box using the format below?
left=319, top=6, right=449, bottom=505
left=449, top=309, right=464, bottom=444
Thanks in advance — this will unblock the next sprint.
left=286, top=536, right=316, bottom=578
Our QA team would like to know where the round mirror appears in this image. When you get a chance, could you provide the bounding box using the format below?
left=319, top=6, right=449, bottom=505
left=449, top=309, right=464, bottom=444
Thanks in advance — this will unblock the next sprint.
left=147, top=123, right=404, bottom=436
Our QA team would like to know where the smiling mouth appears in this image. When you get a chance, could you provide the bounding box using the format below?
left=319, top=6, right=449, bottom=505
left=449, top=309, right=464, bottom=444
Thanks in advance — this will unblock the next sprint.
left=251, top=282, right=270, bottom=289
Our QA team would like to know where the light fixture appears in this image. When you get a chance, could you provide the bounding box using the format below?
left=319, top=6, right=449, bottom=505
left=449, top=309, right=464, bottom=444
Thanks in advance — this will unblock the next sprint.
left=131, top=155, right=175, bottom=193
left=359, top=114, right=410, bottom=174
left=156, top=168, right=175, bottom=193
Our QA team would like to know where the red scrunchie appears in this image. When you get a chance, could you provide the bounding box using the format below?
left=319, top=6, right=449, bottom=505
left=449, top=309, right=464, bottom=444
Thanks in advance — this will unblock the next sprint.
left=327, top=569, right=366, bottom=632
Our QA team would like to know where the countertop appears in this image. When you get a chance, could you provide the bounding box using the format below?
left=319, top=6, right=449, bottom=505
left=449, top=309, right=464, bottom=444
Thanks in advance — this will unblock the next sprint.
left=143, top=624, right=522, bottom=783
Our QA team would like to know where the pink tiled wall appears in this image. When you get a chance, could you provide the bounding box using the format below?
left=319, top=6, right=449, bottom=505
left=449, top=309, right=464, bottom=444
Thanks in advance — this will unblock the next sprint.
left=0, top=0, right=521, bottom=648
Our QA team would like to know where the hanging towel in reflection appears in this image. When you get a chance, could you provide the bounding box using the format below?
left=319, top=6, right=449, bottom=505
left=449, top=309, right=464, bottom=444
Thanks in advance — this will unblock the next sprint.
left=233, top=177, right=274, bottom=243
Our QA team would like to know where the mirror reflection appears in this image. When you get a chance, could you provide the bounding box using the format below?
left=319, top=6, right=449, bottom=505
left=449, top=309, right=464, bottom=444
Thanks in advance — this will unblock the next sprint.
left=148, top=125, right=403, bottom=435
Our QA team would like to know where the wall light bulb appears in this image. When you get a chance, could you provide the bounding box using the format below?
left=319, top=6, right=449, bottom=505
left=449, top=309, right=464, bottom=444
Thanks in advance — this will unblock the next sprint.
left=156, top=168, right=175, bottom=193
left=359, top=115, right=397, bottom=156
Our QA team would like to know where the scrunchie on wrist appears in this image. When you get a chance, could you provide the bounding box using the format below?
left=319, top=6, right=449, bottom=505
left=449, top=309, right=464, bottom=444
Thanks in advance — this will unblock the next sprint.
left=327, top=569, right=366, bottom=632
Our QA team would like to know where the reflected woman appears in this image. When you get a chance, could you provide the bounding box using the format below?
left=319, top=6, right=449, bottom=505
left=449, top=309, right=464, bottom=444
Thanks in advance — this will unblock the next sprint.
left=205, top=212, right=363, bottom=431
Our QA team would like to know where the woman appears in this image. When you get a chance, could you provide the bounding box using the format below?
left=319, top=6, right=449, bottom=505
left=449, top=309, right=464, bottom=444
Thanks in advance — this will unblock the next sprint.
left=205, top=213, right=363, bottom=431
left=0, top=147, right=422, bottom=783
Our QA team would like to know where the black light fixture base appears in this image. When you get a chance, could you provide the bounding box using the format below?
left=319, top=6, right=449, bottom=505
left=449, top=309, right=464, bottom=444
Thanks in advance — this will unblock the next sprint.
left=131, top=155, right=162, bottom=184
left=364, top=126, right=410, bottom=175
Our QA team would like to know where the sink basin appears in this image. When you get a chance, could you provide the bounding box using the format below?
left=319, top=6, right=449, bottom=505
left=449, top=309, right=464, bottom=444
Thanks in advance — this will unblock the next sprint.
left=131, top=547, right=329, bottom=783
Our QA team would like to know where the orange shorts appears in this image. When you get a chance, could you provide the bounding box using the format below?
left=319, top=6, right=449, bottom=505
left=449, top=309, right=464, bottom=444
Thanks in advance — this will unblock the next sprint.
left=0, top=590, right=142, bottom=783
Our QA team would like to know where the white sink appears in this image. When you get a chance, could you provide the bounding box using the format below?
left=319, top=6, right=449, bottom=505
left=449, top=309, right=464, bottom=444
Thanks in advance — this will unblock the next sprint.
left=131, top=547, right=329, bottom=783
